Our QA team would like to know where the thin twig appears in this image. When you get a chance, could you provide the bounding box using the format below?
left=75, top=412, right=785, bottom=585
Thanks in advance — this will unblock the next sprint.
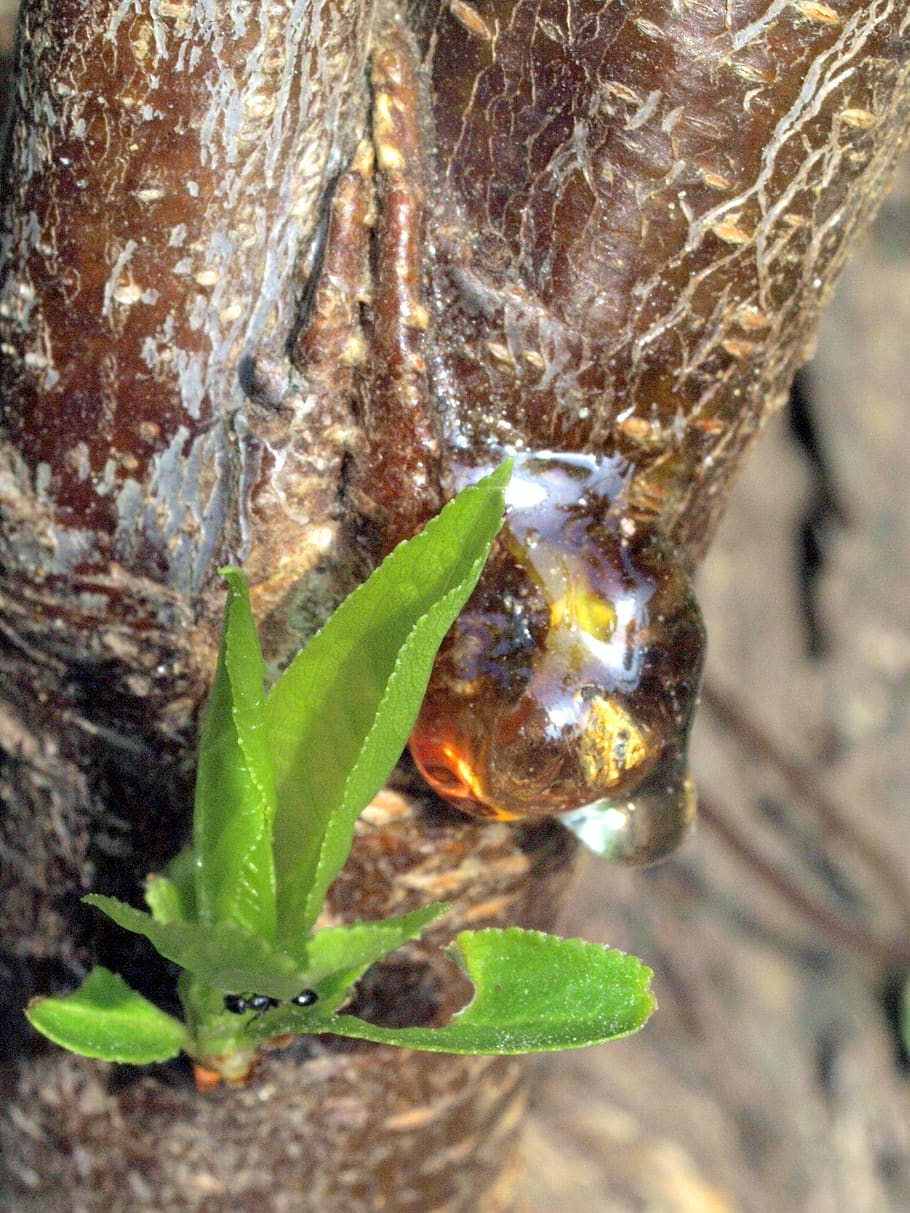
left=702, top=680, right=910, bottom=930
left=698, top=792, right=910, bottom=968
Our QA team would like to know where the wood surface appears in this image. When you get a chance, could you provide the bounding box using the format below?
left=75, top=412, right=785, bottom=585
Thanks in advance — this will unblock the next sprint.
left=522, top=158, right=910, bottom=1212
left=1, top=1, right=909, bottom=1209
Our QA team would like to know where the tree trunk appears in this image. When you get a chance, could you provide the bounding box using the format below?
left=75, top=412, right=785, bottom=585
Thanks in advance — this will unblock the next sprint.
left=1, top=1, right=908, bottom=1210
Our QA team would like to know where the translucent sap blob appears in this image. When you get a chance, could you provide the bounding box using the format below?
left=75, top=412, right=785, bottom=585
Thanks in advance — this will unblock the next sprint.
left=408, top=452, right=707, bottom=864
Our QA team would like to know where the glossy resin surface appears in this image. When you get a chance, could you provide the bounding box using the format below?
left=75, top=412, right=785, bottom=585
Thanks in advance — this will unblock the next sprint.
left=409, top=453, right=706, bottom=863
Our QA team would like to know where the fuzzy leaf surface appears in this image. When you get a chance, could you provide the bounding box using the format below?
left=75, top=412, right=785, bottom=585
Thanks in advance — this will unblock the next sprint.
left=301, top=928, right=655, bottom=1054
left=143, top=874, right=184, bottom=926
left=245, top=903, right=452, bottom=1033
left=25, top=968, right=188, bottom=1063
left=265, top=464, right=510, bottom=941
left=84, top=896, right=305, bottom=1000
left=145, top=846, right=197, bottom=925
left=193, top=568, right=277, bottom=939
left=299, top=902, right=450, bottom=982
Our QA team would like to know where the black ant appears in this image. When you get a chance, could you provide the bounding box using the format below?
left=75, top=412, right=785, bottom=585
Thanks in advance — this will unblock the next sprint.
left=223, top=989, right=318, bottom=1016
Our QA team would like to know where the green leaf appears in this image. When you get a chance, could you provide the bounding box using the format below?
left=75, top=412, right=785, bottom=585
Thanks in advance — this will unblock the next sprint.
left=305, top=928, right=655, bottom=1054
left=265, top=463, right=511, bottom=942
left=244, top=903, right=452, bottom=1032
left=25, top=967, right=188, bottom=1064
left=143, top=873, right=184, bottom=926
left=147, top=845, right=197, bottom=924
left=193, top=567, right=277, bottom=940
left=300, top=902, right=450, bottom=983
left=84, top=895, right=306, bottom=1000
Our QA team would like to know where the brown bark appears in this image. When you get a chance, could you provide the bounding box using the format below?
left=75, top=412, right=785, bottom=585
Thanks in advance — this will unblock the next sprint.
left=0, top=0, right=375, bottom=961
left=4, top=792, right=576, bottom=1211
left=404, top=0, right=910, bottom=562
left=1, top=0, right=909, bottom=1210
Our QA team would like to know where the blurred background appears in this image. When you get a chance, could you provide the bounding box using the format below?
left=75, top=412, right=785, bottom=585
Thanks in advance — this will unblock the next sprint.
left=2, top=5, right=909, bottom=1209
left=522, top=156, right=910, bottom=1213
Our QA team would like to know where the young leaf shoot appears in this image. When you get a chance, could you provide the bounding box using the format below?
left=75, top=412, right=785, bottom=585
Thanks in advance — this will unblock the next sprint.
left=26, top=464, right=656, bottom=1080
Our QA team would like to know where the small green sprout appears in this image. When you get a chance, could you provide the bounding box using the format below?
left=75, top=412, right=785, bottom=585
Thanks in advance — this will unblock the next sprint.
left=26, top=464, right=655, bottom=1083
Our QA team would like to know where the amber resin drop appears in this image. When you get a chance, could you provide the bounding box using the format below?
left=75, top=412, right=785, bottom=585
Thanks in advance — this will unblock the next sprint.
left=408, top=453, right=707, bottom=863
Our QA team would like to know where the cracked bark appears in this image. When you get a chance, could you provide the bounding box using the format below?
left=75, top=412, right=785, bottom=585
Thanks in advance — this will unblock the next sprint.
left=1, top=1, right=909, bottom=1210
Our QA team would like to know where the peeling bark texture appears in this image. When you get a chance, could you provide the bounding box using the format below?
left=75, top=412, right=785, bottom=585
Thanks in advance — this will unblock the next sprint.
left=1, top=0, right=374, bottom=586
left=1, top=0, right=910, bottom=1209
left=0, top=0, right=375, bottom=1027
left=406, top=0, right=910, bottom=563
